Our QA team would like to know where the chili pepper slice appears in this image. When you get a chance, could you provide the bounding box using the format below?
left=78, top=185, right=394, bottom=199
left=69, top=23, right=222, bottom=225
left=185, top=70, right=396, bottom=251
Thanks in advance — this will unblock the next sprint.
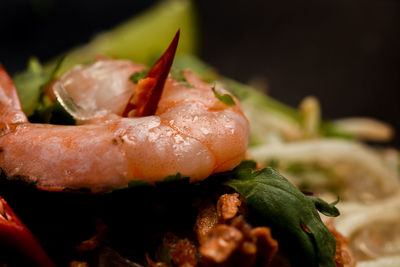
left=122, top=29, right=180, bottom=117
left=0, top=196, right=55, bottom=267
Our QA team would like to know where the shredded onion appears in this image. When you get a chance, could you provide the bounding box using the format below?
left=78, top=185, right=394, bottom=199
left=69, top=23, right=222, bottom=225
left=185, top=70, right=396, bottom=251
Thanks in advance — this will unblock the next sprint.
left=333, top=118, right=394, bottom=142
left=357, top=255, right=400, bottom=267
left=249, top=139, right=400, bottom=198
left=333, top=194, right=400, bottom=262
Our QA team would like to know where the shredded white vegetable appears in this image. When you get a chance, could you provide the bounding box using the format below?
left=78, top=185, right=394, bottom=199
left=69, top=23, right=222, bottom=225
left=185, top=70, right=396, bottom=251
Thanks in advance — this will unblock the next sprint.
left=249, top=131, right=400, bottom=264
left=299, top=96, right=321, bottom=138
left=357, top=255, right=400, bottom=267
left=333, top=118, right=394, bottom=142
left=241, top=79, right=400, bottom=264
left=249, top=139, right=400, bottom=196
left=334, top=194, right=400, bottom=237
left=243, top=102, right=302, bottom=143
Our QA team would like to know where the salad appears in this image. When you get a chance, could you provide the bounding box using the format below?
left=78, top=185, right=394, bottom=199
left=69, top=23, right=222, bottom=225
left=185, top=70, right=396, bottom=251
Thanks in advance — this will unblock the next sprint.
left=1, top=0, right=399, bottom=266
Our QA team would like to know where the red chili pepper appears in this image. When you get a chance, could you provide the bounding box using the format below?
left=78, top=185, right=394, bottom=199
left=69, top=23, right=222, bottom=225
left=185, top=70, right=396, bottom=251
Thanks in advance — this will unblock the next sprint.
left=122, top=29, right=180, bottom=117
left=0, top=196, right=55, bottom=267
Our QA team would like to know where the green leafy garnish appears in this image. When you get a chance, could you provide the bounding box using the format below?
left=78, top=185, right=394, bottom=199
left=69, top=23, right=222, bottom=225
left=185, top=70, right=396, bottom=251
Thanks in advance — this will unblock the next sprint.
left=13, top=56, right=68, bottom=121
left=12, top=58, right=51, bottom=116
left=173, top=55, right=219, bottom=83
left=211, top=85, right=236, bottom=106
left=129, top=70, right=148, bottom=83
left=170, top=67, right=193, bottom=87
left=42, top=0, right=199, bottom=75
left=155, top=173, right=190, bottom=187
left=24, top=56, right=73, bottom=124
left=111, top=173, right=189, bottom=193
left=224, top=161, right=339, bottom=267
left=127, top=179, right=153, bottom=188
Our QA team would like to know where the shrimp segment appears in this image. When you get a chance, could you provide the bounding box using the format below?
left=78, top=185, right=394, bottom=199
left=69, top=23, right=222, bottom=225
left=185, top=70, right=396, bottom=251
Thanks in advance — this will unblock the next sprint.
left=57, top=59, right=145, bottom=117
left=0, top=62, right=249, bottom=192
left=0, top=65, right=27, bottom=127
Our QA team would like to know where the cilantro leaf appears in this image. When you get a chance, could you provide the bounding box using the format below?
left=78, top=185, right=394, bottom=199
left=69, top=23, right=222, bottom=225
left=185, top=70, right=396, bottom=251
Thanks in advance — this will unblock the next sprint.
left=130, top=70, right=148, bottom=83
left=170, top=67, right=193, bottom=87
left=211, top=86, right=236, bottom=106
left=224, top=162, right=339, bottom=267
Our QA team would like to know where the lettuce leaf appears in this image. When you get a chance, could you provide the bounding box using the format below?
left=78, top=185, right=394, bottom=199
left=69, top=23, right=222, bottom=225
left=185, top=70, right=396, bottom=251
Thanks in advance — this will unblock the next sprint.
left=42, top=0, right=199, bottom=75
left=12, top=58, right=51, bottom=116
left=224, top=161, right=339, bottom=267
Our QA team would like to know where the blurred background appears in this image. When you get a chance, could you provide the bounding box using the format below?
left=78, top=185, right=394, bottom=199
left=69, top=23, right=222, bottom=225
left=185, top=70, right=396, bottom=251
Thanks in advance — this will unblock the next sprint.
left=0, top=0, right=399, bottom=145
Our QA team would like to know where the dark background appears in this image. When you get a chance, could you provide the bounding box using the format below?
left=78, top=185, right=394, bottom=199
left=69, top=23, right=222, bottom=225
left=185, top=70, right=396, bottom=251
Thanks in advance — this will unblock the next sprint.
left=1, top=0, right=399, bottom=145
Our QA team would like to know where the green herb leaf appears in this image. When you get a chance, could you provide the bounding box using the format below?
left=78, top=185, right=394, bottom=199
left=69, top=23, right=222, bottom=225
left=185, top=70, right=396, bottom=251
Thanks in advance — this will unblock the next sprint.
left=127, top=179, right=153, bottom=188
left=129, top=70, right=148, bottom=83
left=170, top=67, right=193, bottom=87
left=13, top=58, right=51, bottom=116
left=224, top=163, right=339, bottom=267
left=170, top=67, right=186, bottom=82
left=211, top=86, right=236, bottom=106
left=310, top=196, right=340, bottom=217
left=13, top=56, right=66, bottom=119
left=155, top=173, right=190, bottom=187
left=111, top=173, right=190, bottom=193
left=47, top=55, right=66, bottom=82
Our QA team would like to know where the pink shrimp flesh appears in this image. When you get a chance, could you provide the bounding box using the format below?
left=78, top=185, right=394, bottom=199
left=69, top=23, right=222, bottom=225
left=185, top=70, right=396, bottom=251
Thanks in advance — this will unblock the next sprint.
left=0, top=62, right=249, bottom=193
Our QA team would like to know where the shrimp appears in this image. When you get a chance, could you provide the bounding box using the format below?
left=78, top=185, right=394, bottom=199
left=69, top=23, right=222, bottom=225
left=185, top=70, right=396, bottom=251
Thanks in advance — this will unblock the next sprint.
left=0, top=40, right=249, bottom=193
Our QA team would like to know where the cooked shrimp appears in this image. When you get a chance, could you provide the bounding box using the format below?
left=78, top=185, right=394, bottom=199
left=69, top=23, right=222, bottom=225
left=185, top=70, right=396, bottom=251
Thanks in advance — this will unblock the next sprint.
left=0, top=58, right=249, bottom=192
left=57, top=58, right=146, bottom=118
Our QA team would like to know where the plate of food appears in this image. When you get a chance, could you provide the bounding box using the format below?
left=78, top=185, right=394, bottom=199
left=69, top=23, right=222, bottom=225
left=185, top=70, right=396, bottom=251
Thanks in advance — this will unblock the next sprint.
left=0, top=0, right=399, bottom=266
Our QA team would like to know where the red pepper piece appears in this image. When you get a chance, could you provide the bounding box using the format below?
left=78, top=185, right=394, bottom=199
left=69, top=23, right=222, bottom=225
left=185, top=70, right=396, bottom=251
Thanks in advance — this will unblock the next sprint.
left=0, top=196, right=55, bottom=267
left=123, top=29, right=180, bottom=117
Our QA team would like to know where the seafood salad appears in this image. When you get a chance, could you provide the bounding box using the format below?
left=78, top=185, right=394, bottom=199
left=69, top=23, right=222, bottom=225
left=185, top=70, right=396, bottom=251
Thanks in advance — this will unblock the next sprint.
left=1, top=2, right=400, bottom=266
left=0, top=32, right=248, bottom=192
left=0, top=31, right=345, bottom=267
